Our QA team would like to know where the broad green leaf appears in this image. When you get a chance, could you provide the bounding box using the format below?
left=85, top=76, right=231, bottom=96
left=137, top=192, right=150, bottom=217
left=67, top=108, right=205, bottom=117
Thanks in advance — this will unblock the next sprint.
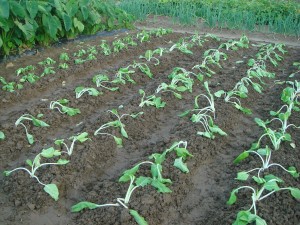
left=75, top=132, right=89, bottom=143
left=209, top=125, right=227, bottom=136
left=58, top=99, right=69, bottom=104
left=119, top=165, right=140, bottom=182
left=150, top=164, right=162, bottom=179
left=264, top=180, right=280, bottom=191
left=0, top=131, right=5, bottom=140
left=10, top=1, right=26, bottom=18
left=174, top=147, right=193, bottom=159
left=289, top=187, right=300, bottom=199
left=0, top=0, right=9, bottom=19
left=234, top=151, right=249, bottom=164
left=255, top=215, right=267, bottom=225
left=80, top=6, right=89, bottom=20
left=32, top=154, right=41, bottom=168
left=0, top=36, right=3, bottom=48
left=214, top=90, right=225, bottom=98
left=173, top=92, right=182, bottom=99
left=252, top=83, right=262, bottom=93
left=26, top=159, right=33, bottom=167
left=130, top=112, right=144, bottom=118
left=234, top=103, right=252, bottom=115
left=57, top=159, right=69, bottom=165
left=32, top=118, right=49, bottom=127
left=256, top=146, right=270, bottom=156
left=174, top=157, right=189, bottom=173
left=236, top=171, right=249, bottom=181
left=135, top=176, right=152, bottom=187
left=129, top=209, right=148, bottom=225
left=14, top=20, right=35, bottom=40
left=27, top=132, right=34, bottom=145
left=71, top=201, right=99, bottom=212
left=176, top=86, right=188, bottom=92
left=264, top=174, right=283, bottom=183
left=151, top=179, right=172, bottom=193
left=252, top=176, right=265, bottom=184
left=44, top=184, right=59, bottom=201
left=26, top=0, right=38, bottom=19
left=197, top=131, right=214, bottom=139
left=227, top=190, right=237, bottom=205
left=41, top=147, right=61, bottom=158
left=113, top=136, right=123, bottom=147
left=288, top=166, right=299, bottom=178
left=54, top=139, right=64, bottom=145
left=120, top=127, right=128, bottom=138
left=270, top=110, right=278, bottom=116
left=74, top=17, right=84, bottom=32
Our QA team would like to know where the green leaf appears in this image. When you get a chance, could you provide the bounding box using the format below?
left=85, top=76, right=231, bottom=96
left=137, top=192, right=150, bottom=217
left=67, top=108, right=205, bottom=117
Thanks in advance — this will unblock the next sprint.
left=252, top=176, right=265, bottom=184
left=178, top=110, right=190, bottom=117
left=44, top=184, right=59, bottom=201
left=71, top=201, right=99, bottom=212
left=209, top=125, right=227, bottom=136
left=26, top=0, right=38, bottom=19
left=214, top=90, right=225, bottom=98
left=120, top=127, right=128, bottom=138
left=227, top=190, right=237, bottom=205
left=10, top=1, right=26, bottom=18
left=57, top=159, right=69, bottom=165
left=176, top=86, right=188, bottom=92
left=135, top=176, right=152, bottom=187
left=0, top=131, right=5, bottom=140
left=264, top=174, right=283, bottom=183
left=129, top=209, right=148, bottom=225
left=41, top=147, right=61, bottom=158
left=150, top=164, right=162, bottom=179
left=264, top=180, right=280, bottom=191
left=32, top=118, right=49, bottom=127
left=288, top=166, right=299, bottom=178
left=75, top=132, right=89, bottom=143
left=0, top=0, right=9, bottom=19
left=289, top=187, right=300, bottom=199
left=236, top=171, right=249, bottom=181
left=151, top=179, right=172, bottom=193
left=174, top=157, right=189, bottom=173
left=74, top=17, right=84, bottom=32
left=149, top=152, right=166, bottom=164
left=173, top=92, right=182, bottom=99
left=26, top=159, right=33, bottom=167
left=62, top=12, right=72, bottom=31
left=27, top=132, right=34, bottom=145
left=113, top=136, right=123, bottom=148
left=234, top=151, right=249, bottom=164
left=173, top=147, right=193, bottom=160
left=119, top=165, right=139, bottom=182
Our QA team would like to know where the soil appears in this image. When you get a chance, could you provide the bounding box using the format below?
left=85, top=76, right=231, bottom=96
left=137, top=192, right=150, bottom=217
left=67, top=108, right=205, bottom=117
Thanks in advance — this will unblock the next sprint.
left=0, top=25, right=300, bottom=225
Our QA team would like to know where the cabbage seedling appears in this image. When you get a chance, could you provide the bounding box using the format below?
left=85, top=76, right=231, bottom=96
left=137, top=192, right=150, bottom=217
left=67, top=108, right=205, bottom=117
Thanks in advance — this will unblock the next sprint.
left=234, top=145, right=299, bottom=182
left=15, top=114, right=49, bottom=144
left=50, top=99, right=81, bottom=116
left=139, top=50, right=160, bottom=65
left=256, top=43, right=286, bottom=67
left=112, top=66, right=136, bottom=84
left=74, top=49, right=87, bottom=57
left=55, top=132, right=89, bottom=156
left=92, top=74, right=119, bottom=91
left=74, top=58, right=86, bottom=64
left=132, top=62, right=153, bottom=78
left=58, top=63, right=69, bottom=69
left=136, top=30, right=150, bottom=42
left=94, top=109, right=143, bottom=147
left=41, top=67, right=56, bottom=77
left=153, top=27, right=172, bottom=37
left=113, top=39, right=127, bottom=53
left=38, top=57, right=56, bottom=65
left=99, top=40, right=111, bottom=56
left=75, top=86, right=101, bottom=98
left=4, top=147, right=69, bottom=201
left=218, top=35, right=249, bottom=50
left=228, top=177, right=300, bottom=225
left=139, top=89, right=166, bottom=108
left=16, top=65, right=36, bottom=76
left=59, top=52, right=70, bottom=61
left=122, top=36, right=137, bottom=46
left=169, top=39, right=193, bottom=54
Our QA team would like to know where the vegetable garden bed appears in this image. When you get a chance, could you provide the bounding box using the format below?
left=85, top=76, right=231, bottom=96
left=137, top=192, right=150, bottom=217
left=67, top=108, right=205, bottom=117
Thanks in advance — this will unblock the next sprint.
left=0, top=28, right=299, bottom=225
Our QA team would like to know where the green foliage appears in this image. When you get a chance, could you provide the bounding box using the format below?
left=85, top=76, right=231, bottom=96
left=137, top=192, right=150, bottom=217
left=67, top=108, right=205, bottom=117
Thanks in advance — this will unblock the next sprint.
left=0, top=0, right=134, bottom=56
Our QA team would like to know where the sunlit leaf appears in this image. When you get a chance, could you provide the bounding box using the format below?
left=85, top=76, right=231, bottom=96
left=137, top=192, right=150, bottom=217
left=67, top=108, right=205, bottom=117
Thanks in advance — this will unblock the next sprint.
left=44, top=184, right=59, bottom=201
left=71, top=201, right=99, bottom=212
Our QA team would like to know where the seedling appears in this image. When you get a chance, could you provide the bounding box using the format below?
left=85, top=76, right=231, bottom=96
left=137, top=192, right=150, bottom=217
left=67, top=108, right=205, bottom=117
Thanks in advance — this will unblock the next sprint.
left=58, top=63, right=69, bottom=69
left=228, top=177, right=300, bottom=225
left=16, top=65, right=36, bottom=76
left=41, top=67, right=56, bottom=77
left=71, top=141, right=192, bottom=224
left=169, top=38, right=193, bottom=54
left=112, top=66, right=136, bottom=84
left=0, top=131, right=5, bottom=140
left=139, top=49, right=162, bottom=65
left=19, top=73, right=39, bottom=84
left=190, top=32, right=207, bottom=46
left=86, top=53, right=97, bottom=61
left=153, top=27, right=172, bottom=37
left=92, top=74, right=119, bottom=91
left=234, top=145, right=299, bottom=182
left=59, top=52, right=70, bottom=61
left=137, top=30, right=150, bottom=42
left=289, top=62, right=300, bottom=78
left=15, top=114, right=49, bottom=144
left=132, top=62, right=153, bottom=78
left=74, top=49, right=87, bottom=57
left=122, top=36, right=137, bottom=46
left=87, top=46, right=98, bottom=55
left=218, top=35, right=249, bottom=50
left=38, top=57, right=56, bottom=65
left=50, top=99, right=81, bottom=116
left=247, top=59, right=275, bottom=80
left=75, top=86, right=101, bottom=98
left=55, top=132, right=89, bottom=156
left=74, top=58, right=86, bottom=64
left=139, top=89, right=166, bottom=108
left=256, top=43, right=287, bottom=67
left=94, top=109, right=143, bottom=147
left=99, top=40, right=111, bottom=56
left=204, top=33, right=221, bottom=41
left=4, top=147, right=69, bottom=201
left=113, top=39, right=127, bottom=53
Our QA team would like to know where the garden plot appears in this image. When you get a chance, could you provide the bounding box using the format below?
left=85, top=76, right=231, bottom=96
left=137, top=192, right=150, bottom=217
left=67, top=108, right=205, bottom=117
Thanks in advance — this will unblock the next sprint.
left=0, top=29, right=299, bottom=225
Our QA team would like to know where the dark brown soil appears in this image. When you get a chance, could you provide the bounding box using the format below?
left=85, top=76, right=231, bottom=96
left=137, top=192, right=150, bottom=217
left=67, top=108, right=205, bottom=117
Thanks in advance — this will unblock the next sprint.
left=0, top=28, right=300, bottom=225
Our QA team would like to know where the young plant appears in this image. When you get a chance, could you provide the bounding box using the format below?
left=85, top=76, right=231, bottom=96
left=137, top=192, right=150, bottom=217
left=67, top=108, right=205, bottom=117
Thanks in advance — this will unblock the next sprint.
left=218, top=35, right=249, bottom=50
left=169, top=38, right=193, bottom=54
left=87, top=46, right=98, bottom=55
left=136, top=30, right=150, bottom=42
left=92, top=74, right=119, bottom=91
left=132, top=62, right=153, bottom=78
left=190, top=32, right=207, bottom=46
left=38, top=57, right=56, bottom=65
left=256, top=43, right=287, bottom=67
left=4, top=147, right=69, bottom=201
left=227, top=177, right=300, bottom=225
left=50, top=99, right=81, bottom=116
left=99, top=40, right=111, bottom=56
left=94, top=109, right=143, bottom=147
left=139, top=89, right=166, bottom=108
left=58, top=63, right=69, bottom=69
left=75, top=86, right=101, bottom=98
left=71, top=141, right=192, bottom=224
left=59, top=52, right=70, bottom=61
left=74, top=58, right=86, bottom=64
left=122, top=36, right=137, bottom=46
left=113, top=39, right=127, bottom=53
left=86, top=53, right=97, bottom=61
left=112, top=66, right=136, bottom=84
left=16, top=65, right=36, bottom=76
left=139, top=49, right=162, bottom=65
left=74, top=49, right=87, bottom=57
left=15, top=114, right=50, bottom=144
left=153, top=27, right=172, bottom=37
left=19, top=73, right=39, bottom=84
left=41, top=67, right=56, bottom=77
left=55, top=132, right=89, bottom=156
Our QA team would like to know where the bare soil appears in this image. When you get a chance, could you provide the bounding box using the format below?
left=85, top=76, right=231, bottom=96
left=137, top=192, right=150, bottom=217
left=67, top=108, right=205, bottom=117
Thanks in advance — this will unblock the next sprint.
left=0, top=27, right=300, bottom=225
